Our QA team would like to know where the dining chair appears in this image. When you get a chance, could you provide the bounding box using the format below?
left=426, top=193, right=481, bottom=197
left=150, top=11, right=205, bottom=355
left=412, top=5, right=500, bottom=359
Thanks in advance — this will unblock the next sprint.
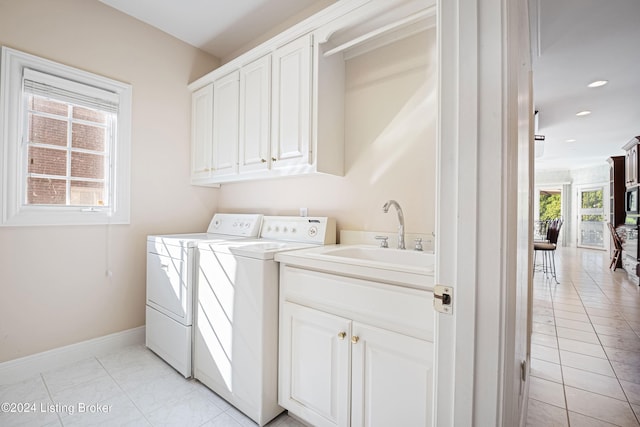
left=533, top=218, right=563, bottom=283
left=608, top=222, right=623, bottom=270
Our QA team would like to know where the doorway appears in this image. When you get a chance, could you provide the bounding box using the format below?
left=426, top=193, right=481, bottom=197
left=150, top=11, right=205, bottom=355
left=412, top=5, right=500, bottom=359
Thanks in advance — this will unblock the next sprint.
left=577, top=185, right=607, bottom=250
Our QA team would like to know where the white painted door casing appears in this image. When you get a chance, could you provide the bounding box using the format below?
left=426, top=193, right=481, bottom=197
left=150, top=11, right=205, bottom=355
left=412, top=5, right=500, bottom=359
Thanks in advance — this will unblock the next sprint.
left=435, top=0, right=532, bottom=425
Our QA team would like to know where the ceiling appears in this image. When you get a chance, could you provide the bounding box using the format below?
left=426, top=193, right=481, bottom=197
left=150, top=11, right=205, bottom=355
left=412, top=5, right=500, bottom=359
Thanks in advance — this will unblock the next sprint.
left=99, top=0, right=335, bottom=60
left=99, top=0, right=639, bottom=172
left=531, top=0, right=640, bottom=170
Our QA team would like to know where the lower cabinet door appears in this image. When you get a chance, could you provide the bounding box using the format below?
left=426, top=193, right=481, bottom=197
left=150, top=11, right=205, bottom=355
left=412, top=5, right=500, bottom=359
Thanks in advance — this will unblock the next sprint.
left=279, top=302, right=351, bottom=427
left=350, top=322, right=434, bottom=427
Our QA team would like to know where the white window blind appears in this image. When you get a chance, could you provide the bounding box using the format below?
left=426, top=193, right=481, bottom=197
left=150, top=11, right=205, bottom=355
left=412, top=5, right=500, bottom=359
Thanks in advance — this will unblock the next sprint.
left=23, top=68, right=119, bottom=113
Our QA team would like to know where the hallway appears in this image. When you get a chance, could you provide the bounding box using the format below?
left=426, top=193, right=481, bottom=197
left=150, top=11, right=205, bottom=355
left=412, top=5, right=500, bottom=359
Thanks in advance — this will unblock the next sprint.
left=527, top=246, right=640, bottom=426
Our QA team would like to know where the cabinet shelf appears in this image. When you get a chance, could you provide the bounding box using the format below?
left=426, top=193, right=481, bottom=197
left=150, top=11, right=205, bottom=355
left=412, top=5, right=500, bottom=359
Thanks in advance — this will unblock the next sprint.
left=322, top=7, right=436, bottom=59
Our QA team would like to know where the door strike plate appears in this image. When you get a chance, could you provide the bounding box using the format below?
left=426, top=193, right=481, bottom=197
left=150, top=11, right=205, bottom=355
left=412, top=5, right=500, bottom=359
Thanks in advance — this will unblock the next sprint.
left=433, top=284, right=453, bottom=314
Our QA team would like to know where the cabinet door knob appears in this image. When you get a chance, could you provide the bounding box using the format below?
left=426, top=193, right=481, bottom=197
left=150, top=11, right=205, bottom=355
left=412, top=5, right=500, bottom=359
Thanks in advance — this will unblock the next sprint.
left=261, top=158, right=267, bottom=163
left=272, top=157, right=277, bottom=162
left=338, top=332, right=346, bottom=340
left=351, top=336, right=359, bottom=344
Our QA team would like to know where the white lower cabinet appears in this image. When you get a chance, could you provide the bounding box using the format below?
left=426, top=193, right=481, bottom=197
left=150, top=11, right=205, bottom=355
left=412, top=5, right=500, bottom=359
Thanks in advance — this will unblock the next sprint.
left=350, top=322, right=433, bottom=427
left=280, top=302, right=351, bottom=427
left=278, top=266, right=434, bottom=427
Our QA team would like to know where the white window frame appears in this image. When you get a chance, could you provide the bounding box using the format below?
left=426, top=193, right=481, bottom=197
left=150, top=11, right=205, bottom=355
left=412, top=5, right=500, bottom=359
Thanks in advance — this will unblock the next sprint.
left=0, top=47, right=131, bottom=226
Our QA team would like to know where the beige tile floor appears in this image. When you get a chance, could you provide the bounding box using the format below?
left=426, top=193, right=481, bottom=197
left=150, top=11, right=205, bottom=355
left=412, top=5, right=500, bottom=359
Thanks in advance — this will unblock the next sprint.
left=528, top=246, right=640, bottom=426
left=0, top=344, right=304, bottom=427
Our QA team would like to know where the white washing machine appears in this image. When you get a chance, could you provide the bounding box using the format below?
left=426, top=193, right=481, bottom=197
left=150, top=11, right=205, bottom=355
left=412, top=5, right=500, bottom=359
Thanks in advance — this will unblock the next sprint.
left=193, top=216, right=336, bottom=426
left=146, top=213, right=263, bottom=377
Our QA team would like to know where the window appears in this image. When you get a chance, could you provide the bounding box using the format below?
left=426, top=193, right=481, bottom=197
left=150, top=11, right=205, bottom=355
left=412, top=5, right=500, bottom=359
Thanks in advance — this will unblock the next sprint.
left=0, top=47, right=131, bottom=226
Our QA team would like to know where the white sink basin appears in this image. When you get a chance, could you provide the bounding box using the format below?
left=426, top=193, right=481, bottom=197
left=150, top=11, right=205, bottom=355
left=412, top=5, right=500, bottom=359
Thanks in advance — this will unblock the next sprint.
left=321, top=246, right=432, bottom=269
left=275, top=244, right=435, bottom=289
left=275, top=245, right=435, bottom=290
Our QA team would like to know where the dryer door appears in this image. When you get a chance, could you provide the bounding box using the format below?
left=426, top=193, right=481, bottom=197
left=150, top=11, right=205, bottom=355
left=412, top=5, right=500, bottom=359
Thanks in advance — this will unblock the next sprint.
left=146, top=246, right=192, bottom=324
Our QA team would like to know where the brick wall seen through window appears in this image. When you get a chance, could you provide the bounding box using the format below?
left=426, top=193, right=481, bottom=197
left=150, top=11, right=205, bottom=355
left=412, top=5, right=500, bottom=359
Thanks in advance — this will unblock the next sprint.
left=26, top=96, right=110, bottom=207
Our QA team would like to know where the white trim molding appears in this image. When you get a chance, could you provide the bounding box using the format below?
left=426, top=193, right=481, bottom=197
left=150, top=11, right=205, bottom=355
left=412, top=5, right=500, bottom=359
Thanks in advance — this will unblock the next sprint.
left=0, top=326, right=144, bottom=386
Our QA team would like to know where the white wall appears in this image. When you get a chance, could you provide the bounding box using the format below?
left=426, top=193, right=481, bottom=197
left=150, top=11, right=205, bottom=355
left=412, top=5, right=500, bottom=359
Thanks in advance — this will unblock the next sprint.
left=217, top=29, right=437, bottom=239
left=0, top=0, right=219, bottom=362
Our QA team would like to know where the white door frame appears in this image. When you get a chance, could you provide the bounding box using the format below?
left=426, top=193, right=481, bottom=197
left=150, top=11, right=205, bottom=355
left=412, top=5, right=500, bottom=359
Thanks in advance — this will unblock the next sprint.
left=575, top=183, right=609, bottom=251
left=435, top=0, right=532, bottom=425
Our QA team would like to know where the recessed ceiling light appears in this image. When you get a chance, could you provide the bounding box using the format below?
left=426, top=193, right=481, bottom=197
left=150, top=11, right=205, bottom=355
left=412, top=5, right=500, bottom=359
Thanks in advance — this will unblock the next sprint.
left=565, top=139, right=576, bottom=143
left=587, top=80, right=608, bottom=88
left=576, top=110, right=591, bottom=116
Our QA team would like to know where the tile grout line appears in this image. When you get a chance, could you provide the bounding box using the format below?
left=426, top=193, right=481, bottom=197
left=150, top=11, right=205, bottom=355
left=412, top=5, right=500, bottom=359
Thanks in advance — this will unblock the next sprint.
left=39, top=372, right=63, bottom=427
left=581, top=265, right=640, bottom=425
left=547, top=273, right=571, bottom=427
left=94, top=354, right=154, bottom=427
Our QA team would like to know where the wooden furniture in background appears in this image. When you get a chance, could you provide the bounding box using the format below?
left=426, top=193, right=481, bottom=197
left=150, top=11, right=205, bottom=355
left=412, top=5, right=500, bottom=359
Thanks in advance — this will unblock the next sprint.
left=608, top=222, right=623, bottom=271
left=608, top=155, right=626, bottom=269
left=623, top=136, right=640, bottom=187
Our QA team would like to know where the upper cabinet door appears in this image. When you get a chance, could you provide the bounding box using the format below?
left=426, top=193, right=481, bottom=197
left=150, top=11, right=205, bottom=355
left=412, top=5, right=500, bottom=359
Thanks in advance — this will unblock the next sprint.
left=191, top=84, right=214, bottom=182
left=239, top=55, right=272, bottom=174
left=212, top=71, right=240, bottom=177
left=271, top=34, right=312, bottom=169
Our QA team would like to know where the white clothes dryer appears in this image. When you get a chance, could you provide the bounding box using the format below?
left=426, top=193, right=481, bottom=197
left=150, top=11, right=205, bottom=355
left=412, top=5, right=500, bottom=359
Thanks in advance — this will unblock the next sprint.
left=146, top=213, right=263, bottom=377
left=193, top=216, right=336, bottom=426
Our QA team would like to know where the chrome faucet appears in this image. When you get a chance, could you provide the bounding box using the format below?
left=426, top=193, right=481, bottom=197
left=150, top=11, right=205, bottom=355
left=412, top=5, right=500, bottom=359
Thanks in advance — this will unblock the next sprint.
left=382, top=200, right=405, bottom=249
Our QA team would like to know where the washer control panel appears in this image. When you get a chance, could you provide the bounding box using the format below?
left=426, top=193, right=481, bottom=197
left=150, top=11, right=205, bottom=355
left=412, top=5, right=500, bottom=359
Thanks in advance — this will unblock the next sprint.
left=207, top=213, right=263, bottom=236
left=260, top=216, right=336, bottom=244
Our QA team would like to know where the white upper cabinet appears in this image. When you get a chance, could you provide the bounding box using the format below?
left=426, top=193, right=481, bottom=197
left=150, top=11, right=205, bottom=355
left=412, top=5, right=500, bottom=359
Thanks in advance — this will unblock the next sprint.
left=188, top=0, right=434, bottom=185
left=239, top=55, right=272, bottom=174
left=190, top=34, right=342, bottom=185
left=211, top=71, right=240, bottom=177
left=271, top=35, right=312, bottom=170
left=190, top=84, right=213, bottom=184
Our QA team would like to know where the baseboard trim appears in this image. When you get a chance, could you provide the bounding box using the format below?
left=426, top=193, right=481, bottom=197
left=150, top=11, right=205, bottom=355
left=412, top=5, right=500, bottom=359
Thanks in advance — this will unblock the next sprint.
left=0, top=326, right=145, bottom=385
